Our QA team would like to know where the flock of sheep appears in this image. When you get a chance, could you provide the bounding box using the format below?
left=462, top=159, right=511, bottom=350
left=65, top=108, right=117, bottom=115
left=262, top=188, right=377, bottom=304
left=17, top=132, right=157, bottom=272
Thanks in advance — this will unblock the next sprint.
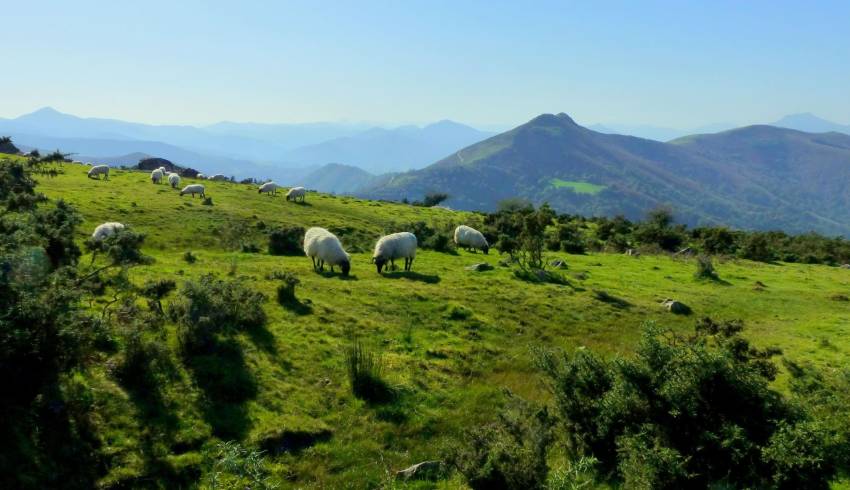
left=86, top=165, right=490, bottom=276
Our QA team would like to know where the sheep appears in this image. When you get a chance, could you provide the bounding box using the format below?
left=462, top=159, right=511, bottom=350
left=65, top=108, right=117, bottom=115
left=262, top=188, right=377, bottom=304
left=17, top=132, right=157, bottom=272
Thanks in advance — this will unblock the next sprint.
left=179, top=184, right=206, bottom=198
left=303, top=227, right=351, bottom=276
left=453, top=225, right=489, bottom=254
left=286, top=186, right=306, bottom=202
left=87, top=165, right=109, bottom=180
left=209, top=174, right=227, bottom=181
left=196, top=173, right=206, bottom=180
left=151, top=168, right=163, bottom=184
left=168, top=172, right=181, bottom=189
left=258, top=181, right=279, bottom=195
left=157, top=166, right=167, bottom=176
left=91, top=222, right=125, bottom=241
left=372, top=232, right=417, bottom=273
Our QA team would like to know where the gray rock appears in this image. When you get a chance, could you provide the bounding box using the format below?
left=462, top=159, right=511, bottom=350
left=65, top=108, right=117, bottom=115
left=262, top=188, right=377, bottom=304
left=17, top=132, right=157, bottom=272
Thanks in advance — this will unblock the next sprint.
left=466, top=262, right=494, bottom=272
left=396, top=460, right=443, bottom=481
left=549, top=259, right=568, bottom=269
left=841, top=264, right=850, bottom=269
left=661, top=298, right=690, bottom=314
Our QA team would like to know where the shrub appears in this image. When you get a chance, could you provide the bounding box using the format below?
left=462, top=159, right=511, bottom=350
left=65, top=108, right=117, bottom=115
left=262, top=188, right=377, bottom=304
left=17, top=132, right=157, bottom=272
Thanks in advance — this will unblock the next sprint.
left=275, top=272, right=300, bottom=304
left=344, top=339, right=393, bottom=403
left=693, top=255, right=718, bottom=280
left=204, top=441, right=278, bottom=490
left=183, top=250, right=198, bottom=263
left=138, top=278, right=177, bottom=315
left=267, top=226, right=304, bottom=256
left=413, top=192, right=448, bottom=207
left=738, top=233, right=776, bottom=262
left=202, top=197, right=213, bottom=205
left=447, top=394, right=553, bottom=490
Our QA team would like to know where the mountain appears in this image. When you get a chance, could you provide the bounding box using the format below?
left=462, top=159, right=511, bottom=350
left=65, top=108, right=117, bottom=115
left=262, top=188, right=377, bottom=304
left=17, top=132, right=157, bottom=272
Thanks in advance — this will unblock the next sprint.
left=281, top=120, right=494, bottom=173
left=76, top=152, right=152, bottom=167
left=771, top=113, right=850, bottom=135
left=587, top=122, right=736, bottom=141
left=361, top=113, right=850, bottom=236
left=301, top=163, right=376, bottom=194
left=203, top=120, right=370, bottom=149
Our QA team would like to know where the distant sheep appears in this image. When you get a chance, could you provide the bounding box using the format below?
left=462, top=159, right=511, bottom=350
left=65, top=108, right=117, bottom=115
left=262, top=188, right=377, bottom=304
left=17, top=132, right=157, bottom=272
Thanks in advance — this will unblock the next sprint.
left=157, top=166, right=167, bottom=176
left=454, top=225, right=489, bottom=254
left=91, top=222, right=125, bottom=241
left=209, top=174, right=227, bottom=181
left=304, top=227, right=351, bottom=276
left=179, top=184, right=206, bottom=198
left=372, top=232, right=417, bottom=273
left=151, top=168, right=163, bottom=184
left=286, top=186, right=306, bottom=202
left=196, top=173, right=206, bottom=180
left=87, top=165, right=109, bottom=180
left=258, top=182, right=279, bottom=195
left=168, top=172, right=181, bottom=189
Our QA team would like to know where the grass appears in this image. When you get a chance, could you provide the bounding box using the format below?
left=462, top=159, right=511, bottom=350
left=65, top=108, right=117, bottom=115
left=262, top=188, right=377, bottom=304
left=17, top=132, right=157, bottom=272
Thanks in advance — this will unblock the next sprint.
left=28, top=161, right=850, bottom=487
left=549, top=178, right=607, bottom=195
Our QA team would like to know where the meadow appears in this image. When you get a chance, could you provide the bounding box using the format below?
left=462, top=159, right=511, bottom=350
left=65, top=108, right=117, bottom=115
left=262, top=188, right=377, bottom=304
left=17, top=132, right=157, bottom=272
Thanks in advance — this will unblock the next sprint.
left=30, top=162, right=850, bottom=487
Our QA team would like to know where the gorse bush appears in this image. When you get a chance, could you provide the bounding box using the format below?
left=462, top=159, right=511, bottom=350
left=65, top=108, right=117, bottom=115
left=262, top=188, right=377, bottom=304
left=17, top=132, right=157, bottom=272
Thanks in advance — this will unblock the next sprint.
left=267, top=226, right=304, bottom=256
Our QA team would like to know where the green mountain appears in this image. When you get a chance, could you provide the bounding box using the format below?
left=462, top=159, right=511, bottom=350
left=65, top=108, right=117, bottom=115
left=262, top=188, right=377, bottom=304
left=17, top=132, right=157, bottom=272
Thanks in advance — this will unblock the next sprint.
left=362, top=113, right=850, bottom=236
left=301, top=163, right=376, bottom=194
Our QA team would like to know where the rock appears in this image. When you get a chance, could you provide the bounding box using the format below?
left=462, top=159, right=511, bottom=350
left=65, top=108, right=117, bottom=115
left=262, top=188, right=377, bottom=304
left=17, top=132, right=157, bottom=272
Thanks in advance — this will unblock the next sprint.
left=396, top=460, right=443, bottom=481
left=257, top=426, right=332, bottom=455
left=841, top=264, right=850, bottom=269
left=137, top=157, right=177, bottom=172
left=625, top=249, right=639, bottom=256
left=549, top=259, right=568, bottom=269
left=466, top=262, right=494, bottom=272
left=661, top=298, right=690, bottom=314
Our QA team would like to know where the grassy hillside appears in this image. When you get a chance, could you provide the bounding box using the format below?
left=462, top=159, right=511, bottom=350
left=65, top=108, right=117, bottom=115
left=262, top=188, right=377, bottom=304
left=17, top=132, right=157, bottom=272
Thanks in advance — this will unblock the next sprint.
left=30, top=161, right=850, bottom=487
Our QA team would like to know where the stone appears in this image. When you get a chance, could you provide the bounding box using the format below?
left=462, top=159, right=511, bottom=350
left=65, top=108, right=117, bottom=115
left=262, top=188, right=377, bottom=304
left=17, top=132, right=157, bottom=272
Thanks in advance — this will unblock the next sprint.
left=396, top=461, right=443, bottom=481
left=465, top=262, right=494, bottom=272
left=661, top=298, right=690, bottom=314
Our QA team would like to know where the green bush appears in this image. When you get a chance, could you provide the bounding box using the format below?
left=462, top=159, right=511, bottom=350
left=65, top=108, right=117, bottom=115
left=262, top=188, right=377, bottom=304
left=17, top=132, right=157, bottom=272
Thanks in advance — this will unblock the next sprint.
left=267, top=226, right=304, bottom=256
left=344, top=339, right=393, bottom=403
left=183, top=250, right=198, bottom=263
left=693, top=255, right=718, bottom=280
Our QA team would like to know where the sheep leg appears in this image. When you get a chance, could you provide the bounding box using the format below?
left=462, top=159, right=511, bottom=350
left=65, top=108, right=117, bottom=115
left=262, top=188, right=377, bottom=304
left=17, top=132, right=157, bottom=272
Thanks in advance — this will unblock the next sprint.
left=311, top=256, right=317, bottom=270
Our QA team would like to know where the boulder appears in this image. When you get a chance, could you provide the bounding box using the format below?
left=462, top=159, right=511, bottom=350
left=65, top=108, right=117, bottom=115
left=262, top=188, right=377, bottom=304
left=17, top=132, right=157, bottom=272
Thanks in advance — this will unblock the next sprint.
left=465, top=262, right=494, bottom=272
left=549, top=259, right=568, bottom=269
left=625, top=249, right=640, bottom=257
left=661, top=298, right=690, bottom=314
left=841, top=264, right=850, bottom=269
left=137, top=157, right=177, bottom=172
left=396, top=460, right=443, bottom=481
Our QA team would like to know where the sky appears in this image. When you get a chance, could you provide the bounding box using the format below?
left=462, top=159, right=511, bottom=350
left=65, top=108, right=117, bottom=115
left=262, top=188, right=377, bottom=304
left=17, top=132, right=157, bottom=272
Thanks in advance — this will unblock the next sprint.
left=2, top=0, right=849, bottom=129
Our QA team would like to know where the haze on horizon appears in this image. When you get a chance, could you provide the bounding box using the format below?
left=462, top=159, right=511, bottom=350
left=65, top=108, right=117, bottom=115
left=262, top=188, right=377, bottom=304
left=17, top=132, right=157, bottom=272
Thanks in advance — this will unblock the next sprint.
left=2, top=0, right=849, bottom=130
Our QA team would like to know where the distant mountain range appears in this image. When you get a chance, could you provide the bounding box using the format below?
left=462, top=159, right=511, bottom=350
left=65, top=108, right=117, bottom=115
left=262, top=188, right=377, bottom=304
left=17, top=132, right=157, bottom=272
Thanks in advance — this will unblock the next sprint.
left=301, top=163, right=377, bottom=194
left=360, top=113, right=850, bottom=236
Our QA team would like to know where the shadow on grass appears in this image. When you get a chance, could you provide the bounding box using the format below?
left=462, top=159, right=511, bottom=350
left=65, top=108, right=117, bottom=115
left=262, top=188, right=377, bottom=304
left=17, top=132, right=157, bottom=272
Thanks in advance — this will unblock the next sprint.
left=697, top=275, right=733, bottom=286
left=245, top=323, right=278, bottom=354
left=280, top=297, right=314, bottom=315
left=382, top=271, right=441, bottom=284
left=315, top=270, right=359, bottom=280
left=593, top=289, right=632, bottom=309
left=184, top=338, right=256, bottom=440
left=288, top=200, right=312, bottom=206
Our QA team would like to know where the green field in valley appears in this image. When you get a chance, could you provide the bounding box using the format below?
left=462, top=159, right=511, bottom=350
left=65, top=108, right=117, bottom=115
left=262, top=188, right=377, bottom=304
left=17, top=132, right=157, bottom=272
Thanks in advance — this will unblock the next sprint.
left=548, top=178, right=607, bottom=195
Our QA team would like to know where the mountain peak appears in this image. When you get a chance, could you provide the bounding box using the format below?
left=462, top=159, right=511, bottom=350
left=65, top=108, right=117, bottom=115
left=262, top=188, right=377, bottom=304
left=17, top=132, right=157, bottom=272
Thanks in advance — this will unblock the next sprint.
left=18, top=106, right=73, bottom=121
left=529, top=113, right=579, bottom=127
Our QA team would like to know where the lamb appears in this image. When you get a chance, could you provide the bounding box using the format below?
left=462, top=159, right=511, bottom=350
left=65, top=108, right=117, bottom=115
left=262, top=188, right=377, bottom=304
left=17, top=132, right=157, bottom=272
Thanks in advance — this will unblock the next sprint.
left=258, top=182, right=279, bottom=195
left=372, top=232, right=417, bottom=273
left=453, top=225, right=489, bottom=254
left=168, top=172, right=181, bottom=189
left=87, top=164, right=109, bottom=180
left=179, top=184, right=206, bottom=198
left=151, top=168, right=163, bottom=184
left=91, top=222, right=125, bottom=241
left=209, top=174, right=227, bottom=181
left=303, top=227, right=351, bottom=276
left=286, top=186, right=306, bottom=202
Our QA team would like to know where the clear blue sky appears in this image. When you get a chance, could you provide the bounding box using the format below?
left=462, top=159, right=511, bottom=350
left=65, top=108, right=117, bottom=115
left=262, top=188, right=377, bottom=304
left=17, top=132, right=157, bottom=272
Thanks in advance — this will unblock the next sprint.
left=2, top=0, right=848, bottom=128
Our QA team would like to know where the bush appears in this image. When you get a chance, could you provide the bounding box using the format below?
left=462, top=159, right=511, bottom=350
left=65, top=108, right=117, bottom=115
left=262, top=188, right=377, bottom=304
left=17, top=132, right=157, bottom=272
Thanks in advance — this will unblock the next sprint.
left=204, top=441, right=278, bottom=490
left=202, top=197, right=213, bottom=206
left=183, top=250, right=197, bottom=263
left=447, top=394, right=553, bottom=490
left=275, top=272, right=300, bottom=304
left=344, top=339, right=393, bottom=403
left=171, top=274, right=267, bottom=354
left=413, top=192, right=449, bottom=207
left=267, top=226, right=304, bottom=256
left=693, top=255, right=718, bottom=280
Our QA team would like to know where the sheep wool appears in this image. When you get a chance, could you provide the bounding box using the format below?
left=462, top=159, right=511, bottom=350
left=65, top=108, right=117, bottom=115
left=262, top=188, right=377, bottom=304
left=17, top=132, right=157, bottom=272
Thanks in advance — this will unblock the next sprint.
left=209, top=174, right=227, bottom=181
left=286, top=186, right=306, bottom=202
left=168, top=172, right=181, bottom=189
left=87, top=165, right=109, bottom=180
left=92, top=222, right=125, bottom=241
left=179, top=184, right=206, bottom=198
left=258, top=182, right=279, bottom=195
left=454, top=225, right=489, bottom=254
left=196, top=173, right=206, bottom=180
left=303, top=227, right=351, bottom=275
left=372, top=232, right=417, bottom=273
left=151, top=168, right=163, bottom=184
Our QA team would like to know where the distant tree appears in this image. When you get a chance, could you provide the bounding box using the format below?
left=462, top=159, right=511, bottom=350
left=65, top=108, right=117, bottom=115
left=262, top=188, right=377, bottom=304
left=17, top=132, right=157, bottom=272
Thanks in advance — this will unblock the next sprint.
left=498, top=198, right=534, bottom=214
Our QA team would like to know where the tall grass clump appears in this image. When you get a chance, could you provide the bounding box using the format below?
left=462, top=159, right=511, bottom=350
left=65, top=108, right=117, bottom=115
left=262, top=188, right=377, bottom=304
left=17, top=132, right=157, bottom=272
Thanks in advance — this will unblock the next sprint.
left=693, top=255, right=719, bottom=281
left=344, top=339, right=393, bottom=403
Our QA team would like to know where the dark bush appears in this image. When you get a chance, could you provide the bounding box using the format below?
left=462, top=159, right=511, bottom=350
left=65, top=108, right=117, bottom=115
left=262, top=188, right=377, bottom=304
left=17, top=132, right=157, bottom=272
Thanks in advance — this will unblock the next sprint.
left=275, top=272, right=300, bottom=304
left=202, top=197, right=213, bottom=206
left=267, top=226, right=304, bottom=256
left=344, top=339, right=393, bottom=403
left=693, top=255, right=718, bottom=280
left=183, top=250, right=197, bottom=263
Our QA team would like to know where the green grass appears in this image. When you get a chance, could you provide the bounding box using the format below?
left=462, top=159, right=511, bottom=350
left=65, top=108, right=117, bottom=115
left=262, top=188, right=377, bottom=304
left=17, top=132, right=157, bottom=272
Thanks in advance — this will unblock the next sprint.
left=30, top=161, right=850, bottom=487
left=549, top=178, right=607, bottom=194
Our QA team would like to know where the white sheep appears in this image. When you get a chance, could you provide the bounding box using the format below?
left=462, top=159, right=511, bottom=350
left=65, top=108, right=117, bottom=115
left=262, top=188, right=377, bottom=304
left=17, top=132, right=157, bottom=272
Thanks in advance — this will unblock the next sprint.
left=87, top=165, right=109, bottom=180
left=157, top=166, right=167, bottom=175
left=151, top=168, right=163, bottom=184
left=179, top=184, right=206, bottom=198
left=258, top=182, right=279, bottom=195
left=209, top=174, right=227, bottom=181
left=372, top=232, right=417, bottom=273
left=91, top=222, right=125, bottom=241
left=454, top=225, right=490, bottom=254
left=168, top=172, right=181, bottom=189
left=286, top=186, right=306, bottom=202
left=303, top=227, right=351, bottom=275
left=196, top=173, right=206, bottom=180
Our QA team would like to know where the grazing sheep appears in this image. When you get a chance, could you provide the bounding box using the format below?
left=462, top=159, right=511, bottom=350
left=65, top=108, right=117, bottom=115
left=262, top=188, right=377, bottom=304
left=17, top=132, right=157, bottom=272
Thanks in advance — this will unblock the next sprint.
left=87, top=165, right=109, bottom=180
left=258, top=182, right=279, bottom=195
left=151, top=168, right=163, bottom=184
left=453, top=225, right=489, bottom=254
left=196, top=173, right=206, bottom=180
left=168, top=172, right=181, bottom=189
left=372, top=232, right=417, bottom=273
left=179, top=184, right=206, bottom=198
left=91, top=222, right=125, bottom=241
left=303, top=227, right=351, bottom=275
left=209, top=174, right=227, bottom=181
left=286, top=186, right=306, bottom=202
left=157, top=166, right=167, bottom=176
